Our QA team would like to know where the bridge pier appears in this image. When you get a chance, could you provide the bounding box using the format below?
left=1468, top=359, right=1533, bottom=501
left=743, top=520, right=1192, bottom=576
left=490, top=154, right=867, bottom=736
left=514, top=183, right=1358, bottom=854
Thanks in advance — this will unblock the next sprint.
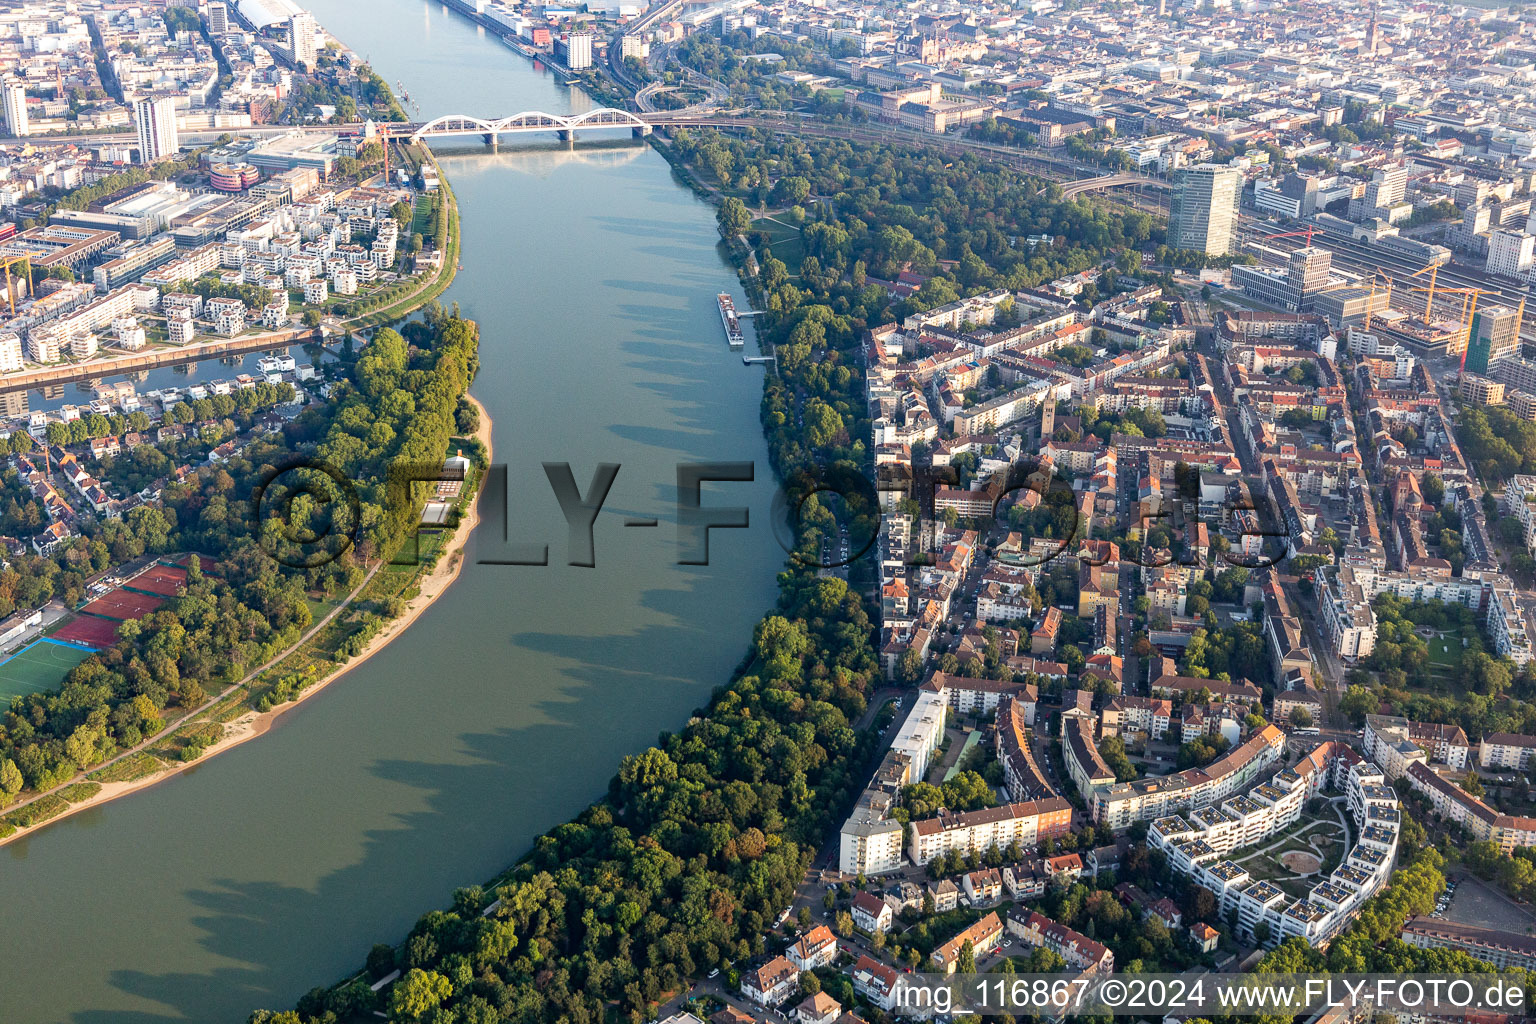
left=482, top=132, right=499, bottom=150
left=557, top=129, right=572, bottom=143
left=632, top=124, right=652, bottom=138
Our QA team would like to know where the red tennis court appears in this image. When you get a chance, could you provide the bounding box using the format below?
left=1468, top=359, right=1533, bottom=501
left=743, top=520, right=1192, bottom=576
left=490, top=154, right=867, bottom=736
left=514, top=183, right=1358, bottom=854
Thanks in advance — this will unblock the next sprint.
left=52, top=615, right=122, bottom=648
left=169, top=553, right=219, bottom=577
left=80, top=589, right=165, bottom=621
left=127, top=565, right=188, bottom=597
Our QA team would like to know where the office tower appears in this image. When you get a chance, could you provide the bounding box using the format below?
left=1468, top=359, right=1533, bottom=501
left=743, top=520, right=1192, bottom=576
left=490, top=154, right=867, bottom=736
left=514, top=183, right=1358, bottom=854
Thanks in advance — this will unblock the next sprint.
left=1288, top=247, right=1332, bottom=294
left=290, top=11, right=318, bottom=69
left=1487, top=229, right=1535, bottom=279
left=134, top=96, right=179, bottom=163
left=1280, top=172, right=1318, bottom=217
left=2, top=79, right=27, bottom=138
left=1168, top=164, right=1241, bottom=256
left=1466, top=305, right=1522, bottom=375
left=208, top=2, right=229, bottom=35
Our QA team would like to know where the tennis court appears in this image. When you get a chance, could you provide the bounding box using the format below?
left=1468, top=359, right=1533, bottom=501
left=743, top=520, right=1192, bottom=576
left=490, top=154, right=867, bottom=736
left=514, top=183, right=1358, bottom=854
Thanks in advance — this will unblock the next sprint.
left=81, top=589, right=165, bottom=621
left=167, top=553, right=219, bottom=578
left=128, top=564, right=189, bottom=597
left=52, top=615, right=123, bottom=648
left=0, top=638, right=95, bottom=702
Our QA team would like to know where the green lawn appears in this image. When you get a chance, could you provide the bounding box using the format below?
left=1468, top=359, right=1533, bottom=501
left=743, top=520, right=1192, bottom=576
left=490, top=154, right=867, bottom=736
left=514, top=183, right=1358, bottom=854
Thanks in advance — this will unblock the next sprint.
left=752, top=216, right=805, bottom=272
left=1428, top=638, right=1460, bottom=669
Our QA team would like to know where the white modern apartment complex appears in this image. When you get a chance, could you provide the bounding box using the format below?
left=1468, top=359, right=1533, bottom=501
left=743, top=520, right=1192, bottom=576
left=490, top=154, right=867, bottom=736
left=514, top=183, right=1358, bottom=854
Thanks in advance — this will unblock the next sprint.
left=1319, top=564, right=1534, bottom=666
left=290, top=12, right=319, bottom=69
left=892, top=687, right=947, bottom=784
left=1073, top=723, right=1287, bottom=829
left=1151, top=749, right=1398, bottom=948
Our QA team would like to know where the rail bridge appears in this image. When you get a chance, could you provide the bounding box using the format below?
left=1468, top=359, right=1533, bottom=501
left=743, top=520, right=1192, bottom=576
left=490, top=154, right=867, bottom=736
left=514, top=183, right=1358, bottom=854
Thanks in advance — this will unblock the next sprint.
left=1045, top=171, right=1172, bottom=198
left=403, top=108, right=743, bottom=144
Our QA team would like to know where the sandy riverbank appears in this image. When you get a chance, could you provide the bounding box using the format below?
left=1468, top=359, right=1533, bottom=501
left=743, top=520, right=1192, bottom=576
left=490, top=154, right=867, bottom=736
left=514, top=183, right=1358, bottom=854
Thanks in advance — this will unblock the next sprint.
left=0, top=393, right=494, bottom=850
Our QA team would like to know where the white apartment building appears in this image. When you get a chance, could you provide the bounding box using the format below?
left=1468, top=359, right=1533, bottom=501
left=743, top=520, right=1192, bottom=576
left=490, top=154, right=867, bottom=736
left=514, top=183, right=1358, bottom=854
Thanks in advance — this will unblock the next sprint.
left=3, top=78, right=28, bottom=138
left=207, top=298, right=246, bottom=337
left=134, top=96, right=179, bottom=164
left=0, top=332, right=22, bottom=372
left=906, top=797, right=1072, bottom=866
left=1479, top=732, right=1536, bottom=772
left=26, top=325, right=61, bottom=363
left=167, top=308, right=196, bottom=345
left=892, top=688, right=947, bottom=784
left=115, top=318, right=146, bottom=351
left=929, top=672, right=1037, bottom=719
left=1501, top=477, right=1536, bottom=553
left=290, top=12, right=318, bottom=69
left=1363, top=715, right=1470, bottom=779
left=1151, top=752, right=1397, bottom=948
left=1407, top=761, right=1536, bottom=853
left=1084, top=724, right=1287, bottom=829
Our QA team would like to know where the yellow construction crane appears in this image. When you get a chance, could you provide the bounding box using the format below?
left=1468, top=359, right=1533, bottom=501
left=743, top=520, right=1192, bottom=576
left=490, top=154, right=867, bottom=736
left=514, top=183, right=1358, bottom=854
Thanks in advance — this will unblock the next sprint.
left=0, top=255, right=31, bottom=316
left=1361, top=270, right=1393, bottom=331
left=1408, top=284, right=1497, bottom=368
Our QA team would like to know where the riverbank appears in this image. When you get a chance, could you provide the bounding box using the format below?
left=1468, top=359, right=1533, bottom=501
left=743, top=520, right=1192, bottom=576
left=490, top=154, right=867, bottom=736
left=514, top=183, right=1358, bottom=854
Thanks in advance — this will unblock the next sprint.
left=0, top=393, right=493, bottom=851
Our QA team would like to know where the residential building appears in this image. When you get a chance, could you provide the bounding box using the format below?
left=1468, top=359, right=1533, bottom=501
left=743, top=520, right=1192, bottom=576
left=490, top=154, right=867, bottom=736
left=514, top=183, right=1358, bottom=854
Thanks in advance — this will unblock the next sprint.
left=1401, top=917, right=1536, bottom=971
left=134, top=96, right=179, bottom=164
left=1486, top=230, right=1535, bottom=279
left=1005, top=909, right=1114, bottom=973
left=907, top=798, right=1072, bottom=865
left=741, top=956, right=799, bottom=1006
left=786, top=925, right=838, bottom=972
left=3, top=78, right=27, bottom=138
left=851, top=891, right=893, bottom=934
left=1478, top=732, right=1536, bottom=772
left=932, top=912, right=1003, bottom=973
left=290, top=12, right=318, bottom=69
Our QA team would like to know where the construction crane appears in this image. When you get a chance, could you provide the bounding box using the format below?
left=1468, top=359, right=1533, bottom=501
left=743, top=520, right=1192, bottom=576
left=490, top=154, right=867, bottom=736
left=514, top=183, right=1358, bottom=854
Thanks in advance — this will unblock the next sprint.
left=1339, top=268, right=1395, bottom=332
left=1260, top=226, right=1319, bottom=247
left=0, top=256, right=30, bottom=316
left=1405, top=260, right=1444, bottom=322
left=1407, top=284, right=1497, bottom=371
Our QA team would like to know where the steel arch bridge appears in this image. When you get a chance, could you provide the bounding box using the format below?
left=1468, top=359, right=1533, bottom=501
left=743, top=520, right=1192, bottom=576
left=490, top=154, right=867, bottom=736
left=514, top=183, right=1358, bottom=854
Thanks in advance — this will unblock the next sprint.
left=411, top=107, right=654, bottom=141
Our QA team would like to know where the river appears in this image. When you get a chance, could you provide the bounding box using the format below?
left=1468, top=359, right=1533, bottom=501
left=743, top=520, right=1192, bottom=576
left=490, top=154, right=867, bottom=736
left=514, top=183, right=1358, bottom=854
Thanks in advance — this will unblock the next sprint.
left=0, top=5, right=783, bottom=1021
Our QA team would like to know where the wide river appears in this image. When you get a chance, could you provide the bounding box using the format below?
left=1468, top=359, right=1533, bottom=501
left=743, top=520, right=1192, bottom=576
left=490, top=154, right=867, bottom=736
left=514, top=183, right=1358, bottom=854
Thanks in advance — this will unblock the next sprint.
left=0, top=5, right=783, bottom=1021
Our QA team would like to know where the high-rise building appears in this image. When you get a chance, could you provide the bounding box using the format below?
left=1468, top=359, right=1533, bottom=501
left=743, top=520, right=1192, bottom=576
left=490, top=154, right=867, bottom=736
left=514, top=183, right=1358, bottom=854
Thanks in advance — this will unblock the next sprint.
left=1288, top=247, right=1332, bottom=294
left=290, top=11, right=318, bottom=69
left=134, top=96, right=179, bottom=164
left=2, top=79, right=28, bottom=138
left=1349, top=164, right=1409, bottom=221
left=1168, top=164, right=1241, bottom=256
left=563, top=31, right=593, bottom=70
left=1466, top=305, right=1522, bottom=375
left=208, top=2, right=230, bottom=35
left=1487, top=229, right=1535, bottom=279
